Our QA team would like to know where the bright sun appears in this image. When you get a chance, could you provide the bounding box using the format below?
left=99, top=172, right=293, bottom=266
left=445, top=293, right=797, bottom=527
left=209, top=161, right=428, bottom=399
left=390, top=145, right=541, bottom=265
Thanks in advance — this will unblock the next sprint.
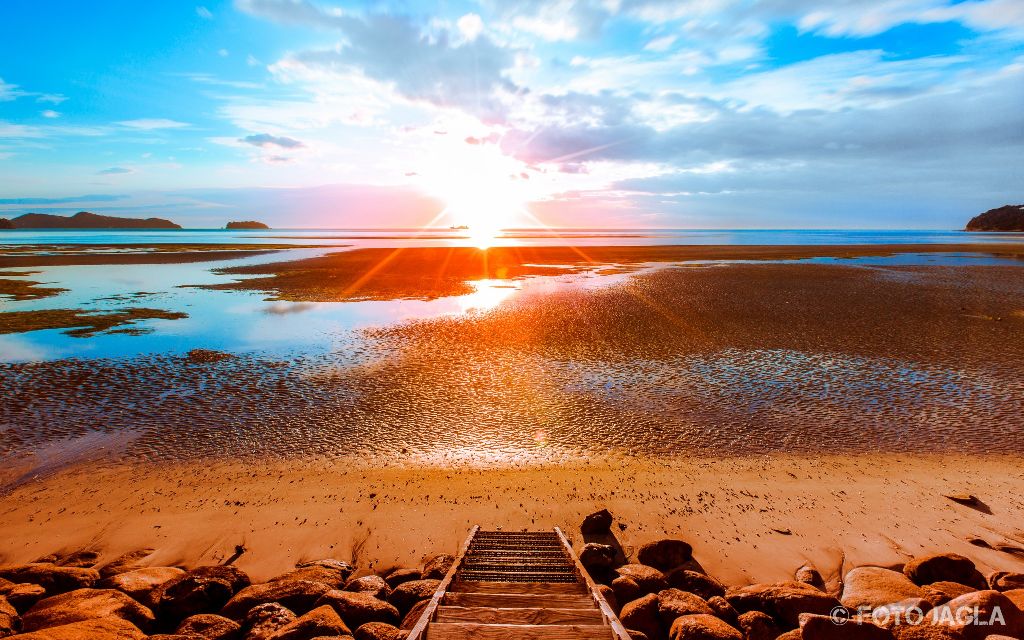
left=419, top=140, right=536, bottom=247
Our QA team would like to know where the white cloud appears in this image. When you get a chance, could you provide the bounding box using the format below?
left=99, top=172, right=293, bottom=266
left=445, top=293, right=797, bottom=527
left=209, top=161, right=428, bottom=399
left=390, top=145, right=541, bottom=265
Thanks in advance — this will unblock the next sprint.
left=41, top=110, right=60, bottom=118
left=196, top=6, right=213, bottom=19
left=116, top=118, right=190, bottom=130
left=457, top=13, right=484, bottom=41
left=644, top=35, right=676, bottom=52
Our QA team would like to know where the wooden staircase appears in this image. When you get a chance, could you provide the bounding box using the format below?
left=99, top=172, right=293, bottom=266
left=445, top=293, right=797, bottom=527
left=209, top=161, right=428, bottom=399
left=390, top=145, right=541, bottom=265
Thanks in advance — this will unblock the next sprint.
left=407, top=526, right=631, bottom=640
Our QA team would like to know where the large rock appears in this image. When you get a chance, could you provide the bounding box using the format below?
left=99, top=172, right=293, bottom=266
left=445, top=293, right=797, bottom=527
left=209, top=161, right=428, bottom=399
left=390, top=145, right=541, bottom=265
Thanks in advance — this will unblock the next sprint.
left=581, top=509, right=613, bottom=534
left=343, top=575, right=391, bottom=600
left=176, top=613, right=240, bottom=639
left=22, top=589, right=154, bottom=632
left=903, top=554, right=986, bottom=589
left=705, top=596, right=738, bottom=626
left=0, top=596, right=20, bottom=636
left=616, top=565, right=668, bottom=595
left=386, top=579, right=438, bottom=616
left=353, top=621, right=402, bottom=640
left=795, top=564, right=827, bottom=592
left=736, top=610, right=779, bottom=640
left=101, top=567, right=186, bottom=608
left=665, top=569, right=726, bottom=601
left=420, top=555, right=454, bottom=580
left=612, top=577, right=643, bottom=604
left=96, top=549, right=155, bottom=578
left=382, top=569, right=419, bottom=590
left=598, top=584, right=619, bottom=614
left=619, top=593, right=661, bottom=640
left=799, top=613, right=894, bottom=639
left=268, top=605, right=350, bottom=639
left=637, top=540, right=693, bottom=571
left=920, top=581, right=975, bottom=607
left=1004, top=588, right=1024, bottom=610
left=668, top=613, right=742, bottom=640
left=269, top=560, right=353, bottom=590
left=0, top=580, right=46, bottom=613
left=580, top=544, right=617, bottom=572
left=315, top=590, right=400, bottom=628
left=657, top=588, right=715, bottom=626
left=221, top=580, right=332, bottom=620
left=842, top=567, right=924, bottom=611
left=868, top=597, right=931, bottom=630
left=399, top=599, right=428, bottom=630
left=10, top=616, right=146, bottom=639
left=965, top=204, right=1024, bottom=231
left=989, top=572, right=1024, bottom=592
left=240, top=602, right=296, bottom=640
left=0, top=564, right=99, bottom=594
left=924, top=590, right=1023, bottom=640
left=725, top=581, right=842, bottom=629
left=156, top=566, right=250, bottom=622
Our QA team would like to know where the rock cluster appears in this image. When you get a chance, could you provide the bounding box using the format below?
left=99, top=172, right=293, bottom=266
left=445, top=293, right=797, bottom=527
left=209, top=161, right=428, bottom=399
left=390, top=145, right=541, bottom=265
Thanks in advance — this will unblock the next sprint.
left=577, top=509, right=1024, bottom=640
left=0, top=549, right=453, bottom=639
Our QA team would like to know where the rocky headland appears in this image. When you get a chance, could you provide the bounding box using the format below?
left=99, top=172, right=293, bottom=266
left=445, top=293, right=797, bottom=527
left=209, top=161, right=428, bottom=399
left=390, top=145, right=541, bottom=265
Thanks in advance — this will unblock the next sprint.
left=226, top=221, right=270, bottom=230
left=5, top=211, right=181, bottom=230
left=966, top=205, right=1024, bottom=232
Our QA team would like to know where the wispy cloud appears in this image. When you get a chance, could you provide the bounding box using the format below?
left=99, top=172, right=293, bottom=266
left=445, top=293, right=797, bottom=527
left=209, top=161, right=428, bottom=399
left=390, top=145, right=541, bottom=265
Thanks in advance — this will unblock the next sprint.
left=40, top=110, right=60, bottom=118
left=116, top=118, right=190, bottom=130
left=239, top=133, right=306, bottom=149
left=0, top=194, right=127, bottom=205
left=196, top=6, right=213, bottom=19
left=97, top=166, right=135, bottom=175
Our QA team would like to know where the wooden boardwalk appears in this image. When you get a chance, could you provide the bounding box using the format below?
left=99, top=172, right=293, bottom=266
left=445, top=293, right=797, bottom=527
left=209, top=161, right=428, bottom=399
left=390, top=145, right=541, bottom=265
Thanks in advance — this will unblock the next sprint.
left=407, top=526, right=631, bottom=640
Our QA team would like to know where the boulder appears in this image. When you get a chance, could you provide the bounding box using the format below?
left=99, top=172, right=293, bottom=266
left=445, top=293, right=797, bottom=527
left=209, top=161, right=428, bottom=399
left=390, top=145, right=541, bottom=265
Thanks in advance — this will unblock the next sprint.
left=736, top=610, right=779, bottom=640
left=868, top=597, right=931, bottom=630
left=420, top=555, right=454, bottom=580
left=399, top=599, right=428, bottom=630
left=1, top=596, right=20, bottom=636
left=903, top=554, right=986, bottom=589
left=725, top=581, right=842, bottom=629
left=989, top=572, right=1024, bottom=592
left=0, top=564, right=99, bottom=594
left=268, top=605, right=350, bottom=639
left=221, top=580, right=331, bottom=619
left=22, top=589, right=154, bottom=632
left=176, top=613, right=240, bottom=639
left=921, top=581, right=976, bottom=607
left=705, top=596, right=738, bottom=626
left=775, top=631, right=802, bottom=640
left=101, top=566, right=186, bottom=608
left=240, top=602, right=296, bottom=640
left=598, top=584, right=619, bottom=614
left=1004, top=588, right=1024, bottom=610
left=795, top=564, right=827, bottom=592
left=343, top=575, right=391, bottom=600
left=842, top=567, right=924, bottom=611
left=0, top=581, right=46, bottom=613
left=580, top=544, right=617, bottom=572
left=156, top=566, right=251, bottom=622
left=96, top=549, right=155, bottom=578
left=581, top=509, right=613, bottom=534
left=657, top=588, right=715, bottom=626
left=386, top=579, right=439, bottom=616
left=619, top=593, right=661, bottom=640
left=637, top=540, right=693, bottom=571
left=10, top=616, right=146, bottom=639
left=612, top=576, right=643, bottom=604
left=315, top=590, right=400, bottom=628
left=616, top=565, right=668, bottom=595
left=382, top=569, right=419, bottom=590
left=925, top=590, right=1023, bottom=640
left=799, top=613, right=894, bottom=639
left=626, top=631, right=650, bottom=640
left=269, top=560, right=353, bottom=590
left=665, top=569, right=726, bottom=600
left=353, top=622, right=402, bottom=640
left=668, top=613, right=742, bottom=640
left=889, top=626, right=960, bottom=639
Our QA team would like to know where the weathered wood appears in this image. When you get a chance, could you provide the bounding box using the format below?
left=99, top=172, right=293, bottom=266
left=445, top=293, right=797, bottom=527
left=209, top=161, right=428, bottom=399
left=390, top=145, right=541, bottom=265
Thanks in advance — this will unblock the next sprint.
left=443, top=592, right=596, bottom=608
left=435, top=606, right=604, bottom=625
left=554, top=527, right=633, bottom=640
left=449, top=580, right=588, bottom=594
left=406, top=525, right=479, bottom=640
left=427, top=622, right=611, bottom=639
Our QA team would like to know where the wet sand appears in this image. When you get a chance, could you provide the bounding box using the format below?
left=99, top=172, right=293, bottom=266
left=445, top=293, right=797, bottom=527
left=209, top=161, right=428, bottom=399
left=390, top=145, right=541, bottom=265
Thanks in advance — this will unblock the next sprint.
left=1, top=455, right=1022, bottom=587
left=0, top=307, right=188, bottom=336
left=0, top=243, right=321, bottom=268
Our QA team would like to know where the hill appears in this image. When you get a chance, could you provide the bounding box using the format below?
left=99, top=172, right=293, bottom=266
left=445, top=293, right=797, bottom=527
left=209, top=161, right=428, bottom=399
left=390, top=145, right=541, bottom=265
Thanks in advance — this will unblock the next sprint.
left=226, top=220, right=270, bottom=229
left=965, top=204, right=1024, bottom=231
left=10, top=211, right=181, bottom=229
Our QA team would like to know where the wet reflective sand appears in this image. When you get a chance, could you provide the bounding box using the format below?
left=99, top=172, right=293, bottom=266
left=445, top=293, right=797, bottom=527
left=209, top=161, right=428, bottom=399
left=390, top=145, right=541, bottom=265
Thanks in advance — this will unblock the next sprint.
left=3, top=260, right=1022, bottom=476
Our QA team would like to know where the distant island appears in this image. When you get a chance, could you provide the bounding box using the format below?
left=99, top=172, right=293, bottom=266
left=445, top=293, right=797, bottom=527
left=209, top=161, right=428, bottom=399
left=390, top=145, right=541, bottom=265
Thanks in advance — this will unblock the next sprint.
left=226, top=220, right=270, bottom=229
left=0, top=218, right=12, bottom=229
left=965, top=204, right=1024, bottom=231
left=3, top=211, right=181, bottom=229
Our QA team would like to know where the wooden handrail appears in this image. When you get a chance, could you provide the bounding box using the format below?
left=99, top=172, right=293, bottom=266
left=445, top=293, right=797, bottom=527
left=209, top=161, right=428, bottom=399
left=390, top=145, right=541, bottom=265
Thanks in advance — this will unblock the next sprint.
left=554, top=526, right=633, bottom=640
left=405, top=524, right=479, bottom=640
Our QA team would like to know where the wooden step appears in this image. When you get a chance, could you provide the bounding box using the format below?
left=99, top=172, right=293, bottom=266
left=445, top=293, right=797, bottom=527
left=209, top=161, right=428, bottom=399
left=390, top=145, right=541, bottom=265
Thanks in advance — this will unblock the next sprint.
left=450, top=581, right=587, bottom=594
left=427, top=622, right=611, bottom=640
left=435, top=606, right=604, bottom=625
left=443, top=592, right=596, bottom=609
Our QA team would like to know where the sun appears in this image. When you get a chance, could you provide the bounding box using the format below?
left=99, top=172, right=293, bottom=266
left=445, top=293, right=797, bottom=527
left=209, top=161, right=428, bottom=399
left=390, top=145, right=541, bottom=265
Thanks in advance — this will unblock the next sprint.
left=418, top=139, right=535, bottom=248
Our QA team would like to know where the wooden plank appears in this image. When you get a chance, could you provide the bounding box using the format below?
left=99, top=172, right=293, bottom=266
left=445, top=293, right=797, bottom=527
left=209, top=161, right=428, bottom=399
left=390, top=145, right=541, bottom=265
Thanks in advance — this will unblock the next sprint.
left=443, top=592, right=595, bottom=608
left=426, top=622, right=611, bottom=640
left=435, top=606, right=604, bottom=625
left=406, top=525, right=479, bottom=640
left=450, top=581, right=587, bottom=594
left=554, top=527, right=633, bottom=640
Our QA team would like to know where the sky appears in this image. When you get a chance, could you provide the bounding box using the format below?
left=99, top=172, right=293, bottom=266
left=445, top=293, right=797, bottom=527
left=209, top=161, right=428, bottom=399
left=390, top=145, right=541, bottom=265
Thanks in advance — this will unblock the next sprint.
left=0, top=0, right=1022, bottom=229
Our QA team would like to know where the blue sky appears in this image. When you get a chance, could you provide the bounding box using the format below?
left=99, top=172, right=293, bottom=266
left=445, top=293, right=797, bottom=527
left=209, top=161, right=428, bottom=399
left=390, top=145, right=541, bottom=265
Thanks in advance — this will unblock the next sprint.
left=0, top=0, right=1021, bottom=228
